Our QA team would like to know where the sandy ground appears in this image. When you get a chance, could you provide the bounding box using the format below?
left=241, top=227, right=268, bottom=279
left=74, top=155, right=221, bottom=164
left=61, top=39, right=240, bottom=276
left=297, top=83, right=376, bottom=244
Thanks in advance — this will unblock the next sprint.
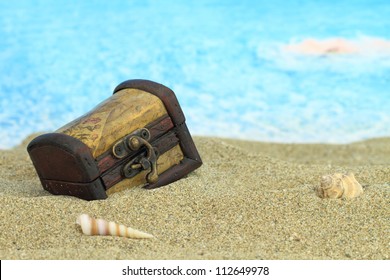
left=0, top=134, right=389, bottom=259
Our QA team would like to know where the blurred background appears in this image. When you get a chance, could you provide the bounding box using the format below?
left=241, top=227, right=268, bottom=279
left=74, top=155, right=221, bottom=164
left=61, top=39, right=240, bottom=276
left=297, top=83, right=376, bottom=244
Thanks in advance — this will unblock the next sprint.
left=0, top=0, right=389, bottom=149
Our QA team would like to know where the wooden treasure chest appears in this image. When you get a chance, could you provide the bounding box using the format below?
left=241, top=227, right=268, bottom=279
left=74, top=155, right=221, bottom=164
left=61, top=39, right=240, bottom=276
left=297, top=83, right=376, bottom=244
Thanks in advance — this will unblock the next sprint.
left=27, top=79, right=202, bottom=200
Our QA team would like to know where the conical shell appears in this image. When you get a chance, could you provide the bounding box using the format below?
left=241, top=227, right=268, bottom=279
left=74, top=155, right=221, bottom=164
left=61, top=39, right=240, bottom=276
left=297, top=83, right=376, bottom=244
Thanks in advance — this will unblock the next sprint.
left=316, top=172, right=363, bottom=199
left=76, top=214, right=153, bottom=239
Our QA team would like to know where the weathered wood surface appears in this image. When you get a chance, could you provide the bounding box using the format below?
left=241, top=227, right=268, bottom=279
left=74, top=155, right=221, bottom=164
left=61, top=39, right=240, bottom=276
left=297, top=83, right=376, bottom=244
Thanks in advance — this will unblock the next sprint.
left=57, top=89, right=167, bottom=158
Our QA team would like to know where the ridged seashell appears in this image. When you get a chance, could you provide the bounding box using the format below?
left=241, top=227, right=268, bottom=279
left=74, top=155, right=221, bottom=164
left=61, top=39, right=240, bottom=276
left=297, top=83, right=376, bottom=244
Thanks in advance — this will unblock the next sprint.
left=76, top=214, right=153, bottom=239
left=316, top=172, right=363, bottom=199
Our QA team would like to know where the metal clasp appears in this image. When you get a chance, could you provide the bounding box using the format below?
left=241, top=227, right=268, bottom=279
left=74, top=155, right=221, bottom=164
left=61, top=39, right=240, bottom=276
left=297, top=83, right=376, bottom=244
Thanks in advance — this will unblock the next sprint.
left=113, top=128, right=159, bottom=184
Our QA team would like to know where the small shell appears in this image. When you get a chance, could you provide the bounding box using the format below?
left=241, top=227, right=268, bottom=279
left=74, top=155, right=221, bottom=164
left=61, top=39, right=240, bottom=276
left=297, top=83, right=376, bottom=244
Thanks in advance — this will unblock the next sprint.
left=316, top=172, right=363, bottom=199
left=76, top=214, right=153, bottom=239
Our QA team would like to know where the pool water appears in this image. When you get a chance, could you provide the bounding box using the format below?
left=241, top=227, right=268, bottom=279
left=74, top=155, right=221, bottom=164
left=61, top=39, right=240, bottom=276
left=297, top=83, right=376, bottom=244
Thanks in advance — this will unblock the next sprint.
left=0, top=0, right=389, bottom=148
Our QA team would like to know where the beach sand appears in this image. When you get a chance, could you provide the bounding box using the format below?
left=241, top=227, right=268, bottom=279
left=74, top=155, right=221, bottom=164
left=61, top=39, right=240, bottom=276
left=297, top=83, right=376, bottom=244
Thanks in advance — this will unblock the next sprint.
left=0, top=134, right=389, bottom=260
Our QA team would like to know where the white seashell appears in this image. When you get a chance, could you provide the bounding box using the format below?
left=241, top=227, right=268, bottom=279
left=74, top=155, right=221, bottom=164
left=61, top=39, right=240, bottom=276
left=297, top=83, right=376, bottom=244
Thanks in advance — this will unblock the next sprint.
left=316, top=172, right=363, bottom=199
left=76, top=214, right=154, bottom=239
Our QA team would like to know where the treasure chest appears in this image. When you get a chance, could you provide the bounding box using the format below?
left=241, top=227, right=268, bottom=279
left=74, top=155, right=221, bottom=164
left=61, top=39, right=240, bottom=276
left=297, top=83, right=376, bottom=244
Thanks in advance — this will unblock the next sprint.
left=27, top=79, right=202, bottom=200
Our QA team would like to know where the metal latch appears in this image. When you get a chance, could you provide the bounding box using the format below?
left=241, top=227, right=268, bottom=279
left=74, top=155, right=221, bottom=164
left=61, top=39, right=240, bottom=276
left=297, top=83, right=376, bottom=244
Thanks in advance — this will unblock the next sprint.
left=112, top=128, right=159, bottom=184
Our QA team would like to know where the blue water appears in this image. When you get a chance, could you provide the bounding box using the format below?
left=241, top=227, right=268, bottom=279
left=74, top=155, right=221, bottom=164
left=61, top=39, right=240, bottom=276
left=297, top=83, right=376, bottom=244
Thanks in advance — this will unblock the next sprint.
left=1, top=0, right=389, bottom=149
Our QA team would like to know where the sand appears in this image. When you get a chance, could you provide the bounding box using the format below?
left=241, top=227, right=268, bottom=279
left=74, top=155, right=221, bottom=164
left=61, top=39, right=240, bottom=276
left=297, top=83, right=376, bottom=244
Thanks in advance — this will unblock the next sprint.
left=0, top=134, right=389, bottom=260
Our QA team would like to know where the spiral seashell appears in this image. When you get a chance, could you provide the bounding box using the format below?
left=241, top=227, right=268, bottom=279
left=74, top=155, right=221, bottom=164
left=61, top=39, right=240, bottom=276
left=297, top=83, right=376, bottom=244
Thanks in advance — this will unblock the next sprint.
left=76, top=214, right=153, bottom=239
left=316, top=172, right=363, bottom=199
